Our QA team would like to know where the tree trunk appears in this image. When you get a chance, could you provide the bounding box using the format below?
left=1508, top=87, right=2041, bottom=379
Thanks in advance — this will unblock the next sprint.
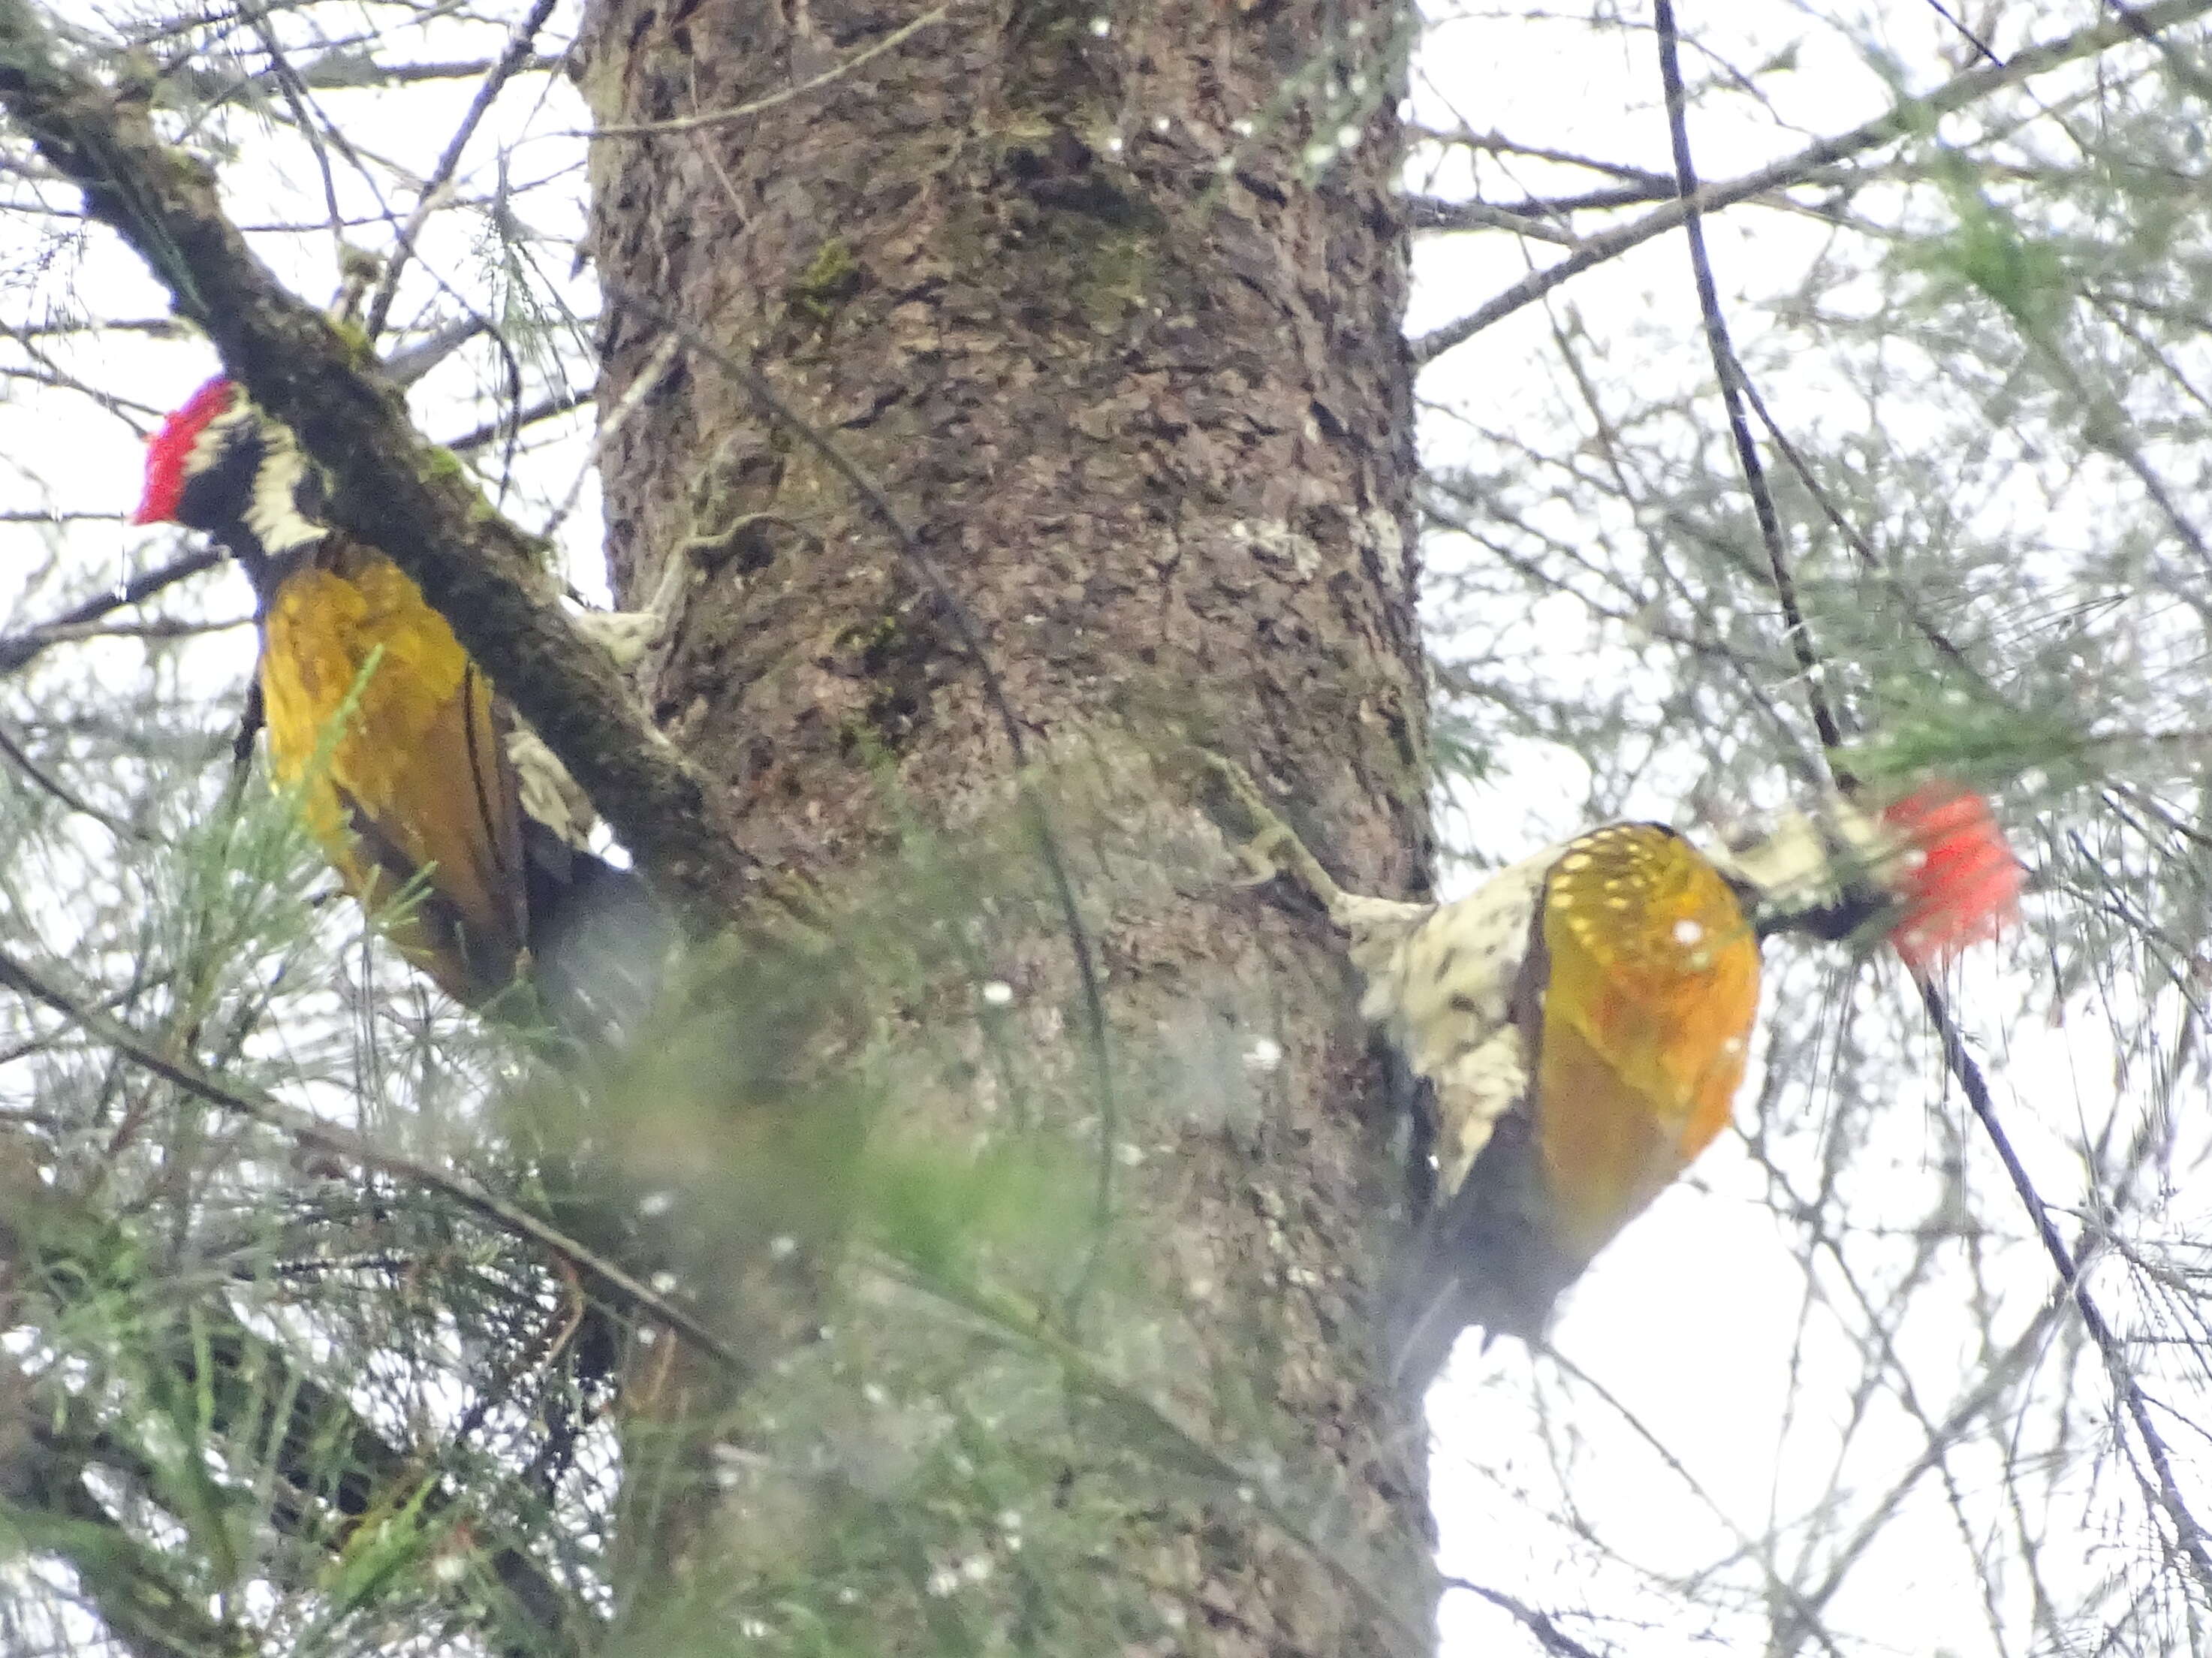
left=575, top=0, right=1434, bottom=1647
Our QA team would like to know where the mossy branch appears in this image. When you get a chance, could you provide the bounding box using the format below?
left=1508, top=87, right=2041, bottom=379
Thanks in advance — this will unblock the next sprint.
left=0, top=0, right=757, bottom=924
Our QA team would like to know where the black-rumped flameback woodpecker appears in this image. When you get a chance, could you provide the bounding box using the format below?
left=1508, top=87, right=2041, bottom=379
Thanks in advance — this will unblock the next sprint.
left=135, top=378, right=666, bottom=1042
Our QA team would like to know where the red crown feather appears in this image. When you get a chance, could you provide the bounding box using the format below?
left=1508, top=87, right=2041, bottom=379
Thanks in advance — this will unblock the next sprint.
left=1879, top=785, right=2024, bottom=972
left=134, top=378, right=240, bottom=526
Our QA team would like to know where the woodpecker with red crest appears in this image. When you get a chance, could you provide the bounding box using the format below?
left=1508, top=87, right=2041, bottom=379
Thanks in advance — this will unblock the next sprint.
left=135, top=378, right=665, bottom=1041
left=1205, top=759, right=2021, bottom=1385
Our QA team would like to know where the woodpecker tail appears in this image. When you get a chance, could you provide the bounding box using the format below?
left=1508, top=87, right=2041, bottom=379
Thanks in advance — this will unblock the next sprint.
left=520, top=827, right=674, bottom=1050
left=1385, top=1108, right=1584, bottom=1393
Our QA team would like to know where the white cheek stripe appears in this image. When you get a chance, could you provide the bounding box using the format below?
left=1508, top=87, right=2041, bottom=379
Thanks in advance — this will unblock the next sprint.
left=243, top=423, right=327, bottom=558
left=187, top=407, right=239, bottom=482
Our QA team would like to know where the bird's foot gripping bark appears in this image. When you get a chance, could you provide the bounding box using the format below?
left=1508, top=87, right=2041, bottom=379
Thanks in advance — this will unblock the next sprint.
left=1190, top=750, right=1349, bottom=912
left=571, top=515, right=713, bottom=680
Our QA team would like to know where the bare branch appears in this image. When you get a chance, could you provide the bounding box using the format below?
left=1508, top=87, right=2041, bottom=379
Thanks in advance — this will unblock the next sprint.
left=1917, top=977, right=2212, bottom=1596
left=1411, top=0, right=2212, bottom=365
left=1402, top=194, right=1575, bottom=242
left=360, top=0, right=563, bottom=341
left=0, top=548, right=221, bottom=674
left=0, top=717, right=146, bottom=841
left=1653, top=0, right=1849, bottom=764
left=443, top=384, right=593, bottom=453
left=1440, top=1578, right=1603, bottom=1658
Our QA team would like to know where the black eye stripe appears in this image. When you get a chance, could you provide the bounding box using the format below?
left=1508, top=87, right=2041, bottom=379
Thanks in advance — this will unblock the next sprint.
left=174, top=417, right=269, bottom=531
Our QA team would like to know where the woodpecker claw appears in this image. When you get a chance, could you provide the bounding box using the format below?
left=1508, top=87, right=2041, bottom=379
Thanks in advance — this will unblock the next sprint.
left=1195, top=751, right=1349, bottom=912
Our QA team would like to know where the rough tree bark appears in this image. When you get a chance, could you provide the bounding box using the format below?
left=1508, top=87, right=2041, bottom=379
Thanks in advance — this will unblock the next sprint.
left=576, top=0, right=1436, bottom=1647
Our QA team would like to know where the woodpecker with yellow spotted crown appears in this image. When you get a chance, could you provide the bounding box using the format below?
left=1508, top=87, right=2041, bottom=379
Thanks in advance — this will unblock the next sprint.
left=1207, top=761, right=2021, bottom=1386
left=134, top=378, right=668, bottom=1042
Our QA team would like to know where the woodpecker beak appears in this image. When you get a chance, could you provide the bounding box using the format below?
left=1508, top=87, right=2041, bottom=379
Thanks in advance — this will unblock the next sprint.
left=1878, top=785, right=2024, bottom=972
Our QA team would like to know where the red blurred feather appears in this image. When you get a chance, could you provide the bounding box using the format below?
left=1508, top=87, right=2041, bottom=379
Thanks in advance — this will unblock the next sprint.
left=1880, top=785, right=2024, bottom=971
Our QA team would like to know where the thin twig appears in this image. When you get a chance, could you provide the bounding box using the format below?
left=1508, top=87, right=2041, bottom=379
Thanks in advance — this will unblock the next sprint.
left=0, top=945, right=754, bottom=1384
left=231, top=0, right=347, bottom=254
left=360, top=0, right=562, bottom=342
left=0, top=549, right=222, bottom=674
left=1644, top=0, right=2209, bottom=1593
left=0, top=615, right=249, bottom=650
left=1399, top=195, right=1576, bottom=243
left=1543, top=1344, right=1852, bottom=1658
left=1915, top=977, right=2212, bottom=1596
left=1406, top=125, right=1677, bottom=191
left=1764, top=1285, right=2064, bottom=1657
left=2104, top=0, right=2212, bottom=102
left=0, top=717, right=144, bottom=840
left=1653, top=0, right=1849, bottom=765
left=185, top=50, right=568, bottom=96
left=540, top=333, right=676, bottom=537
left=1926, top=0, right=2005, bottom=65
left=1731, top=374, right=1987, bottom=686
left=443, top=386, right=594, bottom=454
left=1439, top=1579, right=1603, bottom=1658
left=1410, top=0, right=2212, bottom=364
left=379, top=315, right=487, bottom=388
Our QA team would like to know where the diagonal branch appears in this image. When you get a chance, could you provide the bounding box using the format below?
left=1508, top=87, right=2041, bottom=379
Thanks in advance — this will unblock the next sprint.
left=1440, top=1578, right=1602, bottom=1658
left=1652, top=1, right=1849, bottom=767
left=0, top=945, right=753, bottom=1384
left=0, top=549, right=220, bottom=674
left=1633, top=0, right=2212, bottom=1601
left=359, top=0, right=562, bottom=341
left=1410, top=0, right=2212, bottom=365
left=0, top=713, right=147, bottom=840
left=1636, top=0, right=2209, bottom=1605
left=0, top=1155, right=591, bottom=1656
left=0, top=0, right=758, bottom=923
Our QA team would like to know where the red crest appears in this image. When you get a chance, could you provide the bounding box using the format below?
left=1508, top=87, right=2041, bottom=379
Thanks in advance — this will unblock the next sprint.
left=1880, top=786, right=2024, bottom=971
left=134, top=378, right=240, bottom=525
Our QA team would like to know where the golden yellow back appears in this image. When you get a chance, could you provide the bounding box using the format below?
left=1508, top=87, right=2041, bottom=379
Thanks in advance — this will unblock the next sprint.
left=258, top=545, right=526, bottom=1002
left=1533, top=824, right=1759, bottom=1256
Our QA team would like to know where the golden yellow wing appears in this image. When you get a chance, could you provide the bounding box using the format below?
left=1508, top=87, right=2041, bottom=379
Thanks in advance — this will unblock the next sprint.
left=1533, top=823, right=1760, bottom=1258
left=258, top=545, right=527, bottom=1004
left=1388, top=823, right=1761, bottom=1376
